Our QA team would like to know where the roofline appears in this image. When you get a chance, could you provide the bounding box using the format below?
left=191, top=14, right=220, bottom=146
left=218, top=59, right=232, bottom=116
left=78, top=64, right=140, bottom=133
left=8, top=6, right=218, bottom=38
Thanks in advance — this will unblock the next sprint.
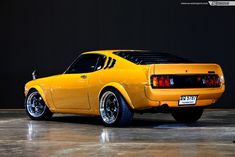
left=82, top=49, right=149, bottom=55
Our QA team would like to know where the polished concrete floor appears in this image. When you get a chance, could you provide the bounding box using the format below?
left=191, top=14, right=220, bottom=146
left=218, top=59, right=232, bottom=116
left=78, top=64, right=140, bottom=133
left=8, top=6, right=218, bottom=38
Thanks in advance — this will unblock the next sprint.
left=0, top=109, right=234, bottom=157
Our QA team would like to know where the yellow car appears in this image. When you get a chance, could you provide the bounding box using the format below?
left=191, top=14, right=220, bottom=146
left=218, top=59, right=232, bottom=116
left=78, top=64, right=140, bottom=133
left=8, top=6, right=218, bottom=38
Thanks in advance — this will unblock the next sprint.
left=24, top=50, right=225, bottom=126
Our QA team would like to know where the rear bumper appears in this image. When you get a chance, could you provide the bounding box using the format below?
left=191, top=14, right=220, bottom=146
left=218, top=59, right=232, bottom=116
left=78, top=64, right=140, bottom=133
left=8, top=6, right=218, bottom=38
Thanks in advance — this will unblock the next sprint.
left=144, top=85, right=225, bottom=107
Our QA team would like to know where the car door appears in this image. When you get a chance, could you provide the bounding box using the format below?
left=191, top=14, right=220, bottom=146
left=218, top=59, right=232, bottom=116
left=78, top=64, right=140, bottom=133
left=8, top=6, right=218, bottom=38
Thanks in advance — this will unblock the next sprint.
left=51, top=54, right=103, bottom=110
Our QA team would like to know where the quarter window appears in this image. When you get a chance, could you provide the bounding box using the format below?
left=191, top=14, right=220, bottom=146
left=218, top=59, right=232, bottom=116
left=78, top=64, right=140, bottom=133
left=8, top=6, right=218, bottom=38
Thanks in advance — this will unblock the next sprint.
left=66, top=54, right=106, bottom=74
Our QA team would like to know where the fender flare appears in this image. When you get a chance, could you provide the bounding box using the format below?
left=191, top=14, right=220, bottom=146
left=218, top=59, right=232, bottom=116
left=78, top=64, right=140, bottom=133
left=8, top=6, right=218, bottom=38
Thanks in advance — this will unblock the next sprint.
left=99, top=82, right=134, bottom=109
left=26, top=85, right=50, bottom=108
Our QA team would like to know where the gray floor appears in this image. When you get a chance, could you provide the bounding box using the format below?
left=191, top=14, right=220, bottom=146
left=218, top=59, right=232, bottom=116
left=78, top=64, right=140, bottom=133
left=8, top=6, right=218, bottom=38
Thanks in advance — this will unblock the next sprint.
left=0, top=109, right=234, bottom=157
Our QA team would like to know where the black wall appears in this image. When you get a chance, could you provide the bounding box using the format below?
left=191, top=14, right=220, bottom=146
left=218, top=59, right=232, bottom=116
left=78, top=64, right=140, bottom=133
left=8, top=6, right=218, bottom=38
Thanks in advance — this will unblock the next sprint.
left=1, top=0, right=235, bottom=108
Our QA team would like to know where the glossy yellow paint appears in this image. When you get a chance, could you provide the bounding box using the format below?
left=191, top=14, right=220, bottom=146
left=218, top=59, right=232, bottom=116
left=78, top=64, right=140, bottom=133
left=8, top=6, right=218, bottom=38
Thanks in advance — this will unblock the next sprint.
left=99, top=82, right=134, bottom=109
left=25, top=50, right=225, bottom=115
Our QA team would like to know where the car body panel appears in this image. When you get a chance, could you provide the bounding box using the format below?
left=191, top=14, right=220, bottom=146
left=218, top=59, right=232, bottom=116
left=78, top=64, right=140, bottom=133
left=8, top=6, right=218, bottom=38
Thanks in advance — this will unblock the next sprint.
left=50, top=74, right=90, bottom=110
left=25, top=50, right=225, bottom=115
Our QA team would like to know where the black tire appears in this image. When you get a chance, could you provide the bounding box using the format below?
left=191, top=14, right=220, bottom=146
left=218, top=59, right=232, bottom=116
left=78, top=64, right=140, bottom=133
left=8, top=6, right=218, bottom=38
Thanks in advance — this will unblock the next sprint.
left=25, top=89, right=53, bottom=120
left=99, top=88, right=133, bottom=127
left=171, top=107, right=203, bottom=123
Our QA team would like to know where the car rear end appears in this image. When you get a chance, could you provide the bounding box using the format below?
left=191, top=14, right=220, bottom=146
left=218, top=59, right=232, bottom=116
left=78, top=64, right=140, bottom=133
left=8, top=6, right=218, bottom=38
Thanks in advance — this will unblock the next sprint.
left=114, top=50, right=225, bottom=123
left=113, top=50, right=225, bottom=109
left=145, top=63, right=225, bottom=108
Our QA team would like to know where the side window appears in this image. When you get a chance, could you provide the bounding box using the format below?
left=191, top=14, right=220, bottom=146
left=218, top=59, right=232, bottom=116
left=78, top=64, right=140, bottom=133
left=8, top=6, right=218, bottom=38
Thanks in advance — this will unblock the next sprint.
left=95, top=55, right=106, bottom=70
left=66, top=54, right=106, bottom=74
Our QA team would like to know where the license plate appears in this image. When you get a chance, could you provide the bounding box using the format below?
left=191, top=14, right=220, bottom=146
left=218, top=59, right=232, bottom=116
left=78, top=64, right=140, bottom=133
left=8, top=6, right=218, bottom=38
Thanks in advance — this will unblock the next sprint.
left=179, top=96, right=197, bottom=105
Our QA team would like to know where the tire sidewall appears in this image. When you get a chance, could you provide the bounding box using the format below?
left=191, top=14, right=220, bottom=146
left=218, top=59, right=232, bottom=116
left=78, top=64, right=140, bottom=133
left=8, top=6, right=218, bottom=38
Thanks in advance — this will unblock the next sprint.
left=99, top=88, right=132, bottom=127
left=25, top=89, right=52, bottom=120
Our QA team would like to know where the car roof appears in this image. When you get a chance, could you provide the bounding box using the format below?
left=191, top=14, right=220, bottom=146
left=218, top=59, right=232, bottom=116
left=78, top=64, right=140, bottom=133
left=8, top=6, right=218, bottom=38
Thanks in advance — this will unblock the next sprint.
left=82, top=50, right=147, bottom=55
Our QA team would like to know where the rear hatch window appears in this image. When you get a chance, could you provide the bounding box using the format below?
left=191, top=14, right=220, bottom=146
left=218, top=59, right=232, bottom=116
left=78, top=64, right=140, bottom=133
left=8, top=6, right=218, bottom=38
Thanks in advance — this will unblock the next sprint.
left=113, top=51, right=192, bottom=65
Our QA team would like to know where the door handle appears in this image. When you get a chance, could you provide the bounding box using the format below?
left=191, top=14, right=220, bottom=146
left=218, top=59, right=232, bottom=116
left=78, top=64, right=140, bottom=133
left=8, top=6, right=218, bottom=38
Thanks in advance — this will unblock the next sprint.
left=80, top=75, right=87, bottom=79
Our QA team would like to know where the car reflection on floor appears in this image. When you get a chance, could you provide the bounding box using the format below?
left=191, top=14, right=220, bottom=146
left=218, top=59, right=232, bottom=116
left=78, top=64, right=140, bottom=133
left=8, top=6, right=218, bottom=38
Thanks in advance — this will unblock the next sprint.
left=0, top=109, right=234, bottom=157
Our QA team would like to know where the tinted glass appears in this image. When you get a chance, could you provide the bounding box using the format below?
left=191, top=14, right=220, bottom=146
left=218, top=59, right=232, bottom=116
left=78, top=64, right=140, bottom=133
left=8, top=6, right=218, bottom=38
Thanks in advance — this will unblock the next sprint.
left=95, top=55, right=106, bottom=70
left=66, top=54, right=105, bottom=73
left=113, top=51, right=192, bottom=64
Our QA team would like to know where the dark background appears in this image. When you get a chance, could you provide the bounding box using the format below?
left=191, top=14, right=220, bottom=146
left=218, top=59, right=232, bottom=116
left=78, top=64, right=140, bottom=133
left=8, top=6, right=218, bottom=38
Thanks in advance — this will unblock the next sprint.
left=0, top=0, right=234, bottom=108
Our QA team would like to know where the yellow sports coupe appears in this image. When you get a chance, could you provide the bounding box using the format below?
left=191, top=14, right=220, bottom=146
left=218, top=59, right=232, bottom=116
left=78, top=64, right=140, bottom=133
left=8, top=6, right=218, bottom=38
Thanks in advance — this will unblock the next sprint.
left=24, top=50, right=225, bottom=126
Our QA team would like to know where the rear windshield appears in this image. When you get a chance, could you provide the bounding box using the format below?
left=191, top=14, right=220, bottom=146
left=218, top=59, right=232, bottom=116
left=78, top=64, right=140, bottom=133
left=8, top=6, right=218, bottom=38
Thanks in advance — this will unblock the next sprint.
left=113, top=51, right=192, bottom=65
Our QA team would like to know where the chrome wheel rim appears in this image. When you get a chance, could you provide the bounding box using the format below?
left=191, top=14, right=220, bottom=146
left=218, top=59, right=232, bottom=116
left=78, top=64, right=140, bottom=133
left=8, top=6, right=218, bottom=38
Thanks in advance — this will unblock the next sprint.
left=100, top=91, right=119, bottom=124
left=26, top=92, right=46, bottom=117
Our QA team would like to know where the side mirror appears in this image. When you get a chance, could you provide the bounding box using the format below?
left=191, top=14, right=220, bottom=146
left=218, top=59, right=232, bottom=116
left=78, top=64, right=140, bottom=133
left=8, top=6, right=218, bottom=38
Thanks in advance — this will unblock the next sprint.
left=32, top=70, right=37, bottom=80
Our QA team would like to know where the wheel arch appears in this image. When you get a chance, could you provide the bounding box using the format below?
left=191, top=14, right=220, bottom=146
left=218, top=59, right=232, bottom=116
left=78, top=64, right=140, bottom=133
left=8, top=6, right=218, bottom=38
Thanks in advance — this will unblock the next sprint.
left=25, top=85, right=50, bottom=108
left=99, top=82, right=135, bottom=109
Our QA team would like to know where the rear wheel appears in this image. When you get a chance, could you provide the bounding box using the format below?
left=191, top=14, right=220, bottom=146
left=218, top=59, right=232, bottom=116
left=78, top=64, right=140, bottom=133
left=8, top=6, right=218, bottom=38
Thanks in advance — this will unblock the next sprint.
left=25, top=90, right=53, bottom=120
left=99, top=88, right=133, bottom=127
left=171, top=108, right=203, bottom=123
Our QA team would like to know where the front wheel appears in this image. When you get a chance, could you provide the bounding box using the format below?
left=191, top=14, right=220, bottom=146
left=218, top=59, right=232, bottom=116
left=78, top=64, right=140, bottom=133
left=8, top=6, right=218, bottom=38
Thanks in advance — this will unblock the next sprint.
left=25, top=90, right=53, bottom=120
left=99, top=88, right=133, bottom=127
left=171, top=108, right=203, bottom=123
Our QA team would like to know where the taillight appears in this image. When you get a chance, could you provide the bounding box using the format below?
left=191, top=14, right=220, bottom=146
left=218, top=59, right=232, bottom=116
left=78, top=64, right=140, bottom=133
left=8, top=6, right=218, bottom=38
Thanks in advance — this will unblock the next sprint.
left=164, top=76, right=170, bottom=87
left=151, top=74, right=221, bottom=88
left=159, top=76, right=164, bottom=87
left=200, top=75, right=221, bottom=87
left=215, top=77, right=221, bottom=86
left=151, top=75, right=174, bottom=88
left=152, top=77, right=158, bottom=87
left=211, top=76, right=215, bottom=86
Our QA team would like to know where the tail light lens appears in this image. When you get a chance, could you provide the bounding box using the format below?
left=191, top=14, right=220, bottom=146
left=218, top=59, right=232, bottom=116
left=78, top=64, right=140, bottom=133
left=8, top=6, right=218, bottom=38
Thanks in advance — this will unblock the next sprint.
left=201, top=75, right=221, bottom=87
left=151, top=75, right=174, bottom=88
left=159, top=76, right=164, bottom=87
left=152, top=77, right=158, bottom=87
left=164, top=76, right=170, bottom=87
